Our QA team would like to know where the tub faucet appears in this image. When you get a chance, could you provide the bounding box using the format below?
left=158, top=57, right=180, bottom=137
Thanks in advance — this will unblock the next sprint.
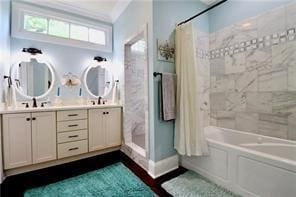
left=32, top=98, right=37, bottom=108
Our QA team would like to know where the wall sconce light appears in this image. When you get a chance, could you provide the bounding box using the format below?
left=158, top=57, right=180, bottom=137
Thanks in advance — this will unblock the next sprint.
left=19, top=47, right=48, bottom=64
left=22, top=48, right=42, bottom=55
left=94, top=56, right=107, bottom=62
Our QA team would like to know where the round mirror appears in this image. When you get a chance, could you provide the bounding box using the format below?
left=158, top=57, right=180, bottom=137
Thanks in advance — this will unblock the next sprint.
left=11, top=57, right=55, bottom=99
left=83, top=64, right=113, bottom=98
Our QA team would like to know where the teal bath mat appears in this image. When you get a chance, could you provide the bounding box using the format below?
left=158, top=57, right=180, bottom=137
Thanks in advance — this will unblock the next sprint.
left=25, top=163, right=156, bottom=197
left=162, top=171, right=240, bottom=197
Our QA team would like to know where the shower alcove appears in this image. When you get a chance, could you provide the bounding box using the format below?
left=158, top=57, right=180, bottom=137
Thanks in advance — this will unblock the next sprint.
left=122, top=25, right=149, bottom=167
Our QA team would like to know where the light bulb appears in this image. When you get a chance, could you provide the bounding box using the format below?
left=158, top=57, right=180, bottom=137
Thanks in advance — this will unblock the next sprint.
left=242, top=22, right=252, bottom=28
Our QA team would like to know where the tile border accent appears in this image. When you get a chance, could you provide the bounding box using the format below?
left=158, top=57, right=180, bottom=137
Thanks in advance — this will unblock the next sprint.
left=210, top=27, right=296, bottom=60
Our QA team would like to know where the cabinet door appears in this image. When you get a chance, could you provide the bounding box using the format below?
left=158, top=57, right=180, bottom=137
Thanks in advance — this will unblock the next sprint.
left=105, top=108, right=122, bottom=147
left=3, top=113, right=32, bottom=169
left=89, top=109, right=105, bottom=151
left=32, top=112, right=57, bottom=164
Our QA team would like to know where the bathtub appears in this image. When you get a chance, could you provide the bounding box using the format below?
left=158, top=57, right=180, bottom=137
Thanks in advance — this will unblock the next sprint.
left=181, top=126, right=296, bottom=197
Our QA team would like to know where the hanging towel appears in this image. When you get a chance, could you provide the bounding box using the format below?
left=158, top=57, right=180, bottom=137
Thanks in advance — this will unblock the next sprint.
left=4, top=75, right=17, bottom=109
left=4, top=86, right=12, bottom=107
left=4, top=85, right=17, bottom=109
left=112, top=81, right=120, bottom=104
left=11, top=85, right=17, bottom=108
left=5, top=86, right=14, bottom=108
left=161, top=73, right=177, bottom=121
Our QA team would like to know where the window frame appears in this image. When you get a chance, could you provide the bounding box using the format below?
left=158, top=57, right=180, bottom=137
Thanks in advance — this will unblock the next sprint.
left=48, top=19, right=70, bottom=39
left=12, top=2, right=113, bottom=52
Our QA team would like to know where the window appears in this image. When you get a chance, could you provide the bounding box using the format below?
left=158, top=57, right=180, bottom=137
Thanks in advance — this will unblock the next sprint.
left=24, top=14, right=48, bottom=34
left=49, top=19, right=69, bottom=38
left=70, top=24, right=88, bottom=42
left=12, top=2, right=112, bottom=52
left=89, top=28, right=106, bottom=45
left=131, top=40, right=146, bottom=53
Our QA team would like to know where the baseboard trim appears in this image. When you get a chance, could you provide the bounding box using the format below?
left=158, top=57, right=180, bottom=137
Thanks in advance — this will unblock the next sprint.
left=148, top=155, right=179, bottom=179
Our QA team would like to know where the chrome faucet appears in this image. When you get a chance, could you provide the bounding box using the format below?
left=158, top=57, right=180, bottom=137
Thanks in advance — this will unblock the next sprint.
left=32, top=98, right=37, bottom=108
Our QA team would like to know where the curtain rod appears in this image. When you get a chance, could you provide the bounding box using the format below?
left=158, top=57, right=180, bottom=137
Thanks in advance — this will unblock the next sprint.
left=177, top=0, right=228, bottom=26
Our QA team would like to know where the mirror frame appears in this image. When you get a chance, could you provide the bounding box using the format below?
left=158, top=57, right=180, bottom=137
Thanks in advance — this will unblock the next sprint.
left=83, top=63, right=114, bottom=98
left=10, top=56, right=56, bottom=99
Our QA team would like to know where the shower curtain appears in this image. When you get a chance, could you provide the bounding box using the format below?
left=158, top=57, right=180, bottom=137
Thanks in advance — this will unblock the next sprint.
left=174, top=22, right=209, bottom=156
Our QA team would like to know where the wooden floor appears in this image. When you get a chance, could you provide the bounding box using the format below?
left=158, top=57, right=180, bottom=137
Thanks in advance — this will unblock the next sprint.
left=0, top=151, right=187, bottom=197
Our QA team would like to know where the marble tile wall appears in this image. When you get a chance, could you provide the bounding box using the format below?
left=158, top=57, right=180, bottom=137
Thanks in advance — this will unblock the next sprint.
left=195, top=30, right=210, bottom=129
left=124, top=46, right=147, bottom=142
left=209, top=2, right=296, bottom=140
left=122, top=42, right=149, bottom=170
left=172, top=28, right=210, bottom=135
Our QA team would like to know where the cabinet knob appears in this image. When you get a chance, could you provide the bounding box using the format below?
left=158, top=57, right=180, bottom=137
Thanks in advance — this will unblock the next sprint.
left=26, top=118, right=31, bottom=121
left=32, top=117, right=36, bottom=120
left=106, top=112, right=109, bottom=115
left=103, top=112, right=106, bottom=115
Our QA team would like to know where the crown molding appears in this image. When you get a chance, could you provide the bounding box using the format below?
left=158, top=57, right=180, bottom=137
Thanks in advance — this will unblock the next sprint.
left=110, top=0, right=132, bottom=23
left=19, top=0, right=131, bottom=24
left=200, top=0, right=220, bottom=6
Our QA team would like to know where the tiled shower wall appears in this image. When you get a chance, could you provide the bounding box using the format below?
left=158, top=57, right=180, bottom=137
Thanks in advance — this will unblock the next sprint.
left=121, top=40, right=149, bottom=170
left=195, top=30, right=210, bottom=129
left=124, top=47, right=146, bottom=138
left=209, top=3, right=296, bottom=140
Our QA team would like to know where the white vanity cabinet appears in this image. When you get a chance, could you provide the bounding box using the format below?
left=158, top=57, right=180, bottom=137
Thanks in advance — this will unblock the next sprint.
left=3, top=113, right=32, bottom=169
left=89, top=108, right=121, bottom=152
left=3, top=112, right=57, bottom=169
left=57, top=110, right=88, bottom=159
left=32, top=112, right=57, bottom=164
left=1, top=106, right=122, bottom=173
left=105, top=108, right=122, bottom=147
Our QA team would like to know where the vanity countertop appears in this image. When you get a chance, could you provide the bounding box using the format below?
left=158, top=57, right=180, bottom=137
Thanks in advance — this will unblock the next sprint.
left=0, top=104, right=122, bottom=114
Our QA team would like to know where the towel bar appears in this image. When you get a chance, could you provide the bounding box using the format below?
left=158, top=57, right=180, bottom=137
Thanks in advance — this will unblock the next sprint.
left=153, top=72, right=162, bottom=77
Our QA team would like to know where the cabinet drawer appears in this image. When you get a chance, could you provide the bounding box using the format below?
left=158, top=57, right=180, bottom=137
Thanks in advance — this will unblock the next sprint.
left=58, top=130, right=88, bottom=143
left=57, top=110, right=87, bottom=121
left=58, top=140, right=88, bottom=159
left=57, top=120, right=87, bottom=132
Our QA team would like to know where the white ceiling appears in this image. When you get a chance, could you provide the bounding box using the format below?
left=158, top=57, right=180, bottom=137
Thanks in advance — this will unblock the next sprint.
left=200, top=0, right=220, bottom=6
left=24, top=0, right=220, bottom=23
left=24, top=0, right=132, bottom=23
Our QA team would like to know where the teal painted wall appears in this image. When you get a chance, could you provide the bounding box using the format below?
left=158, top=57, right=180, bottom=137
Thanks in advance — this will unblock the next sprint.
left=5, top=2, right=113, bottom=101
left=0, top=0, right=11, bottom=182
left=113, top=0, right=154, bottom=160
left=10, top=38, right=112, bottom=100
left=3, top=0, right=295, bottom=164
left=151, top=0, right=295, bottom=162
left=209, top=0, right=294, bottom=32
left=152, top=0, right=209, bottom=161
left=0, top=1, right=11, bottom=102
left=113, top=0, right=153, bottom=83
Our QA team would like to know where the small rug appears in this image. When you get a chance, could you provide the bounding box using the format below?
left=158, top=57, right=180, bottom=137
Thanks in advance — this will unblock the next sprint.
left=25, top=163, right=156, bottom=197
left=162, top=171, right=240, bottom=197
